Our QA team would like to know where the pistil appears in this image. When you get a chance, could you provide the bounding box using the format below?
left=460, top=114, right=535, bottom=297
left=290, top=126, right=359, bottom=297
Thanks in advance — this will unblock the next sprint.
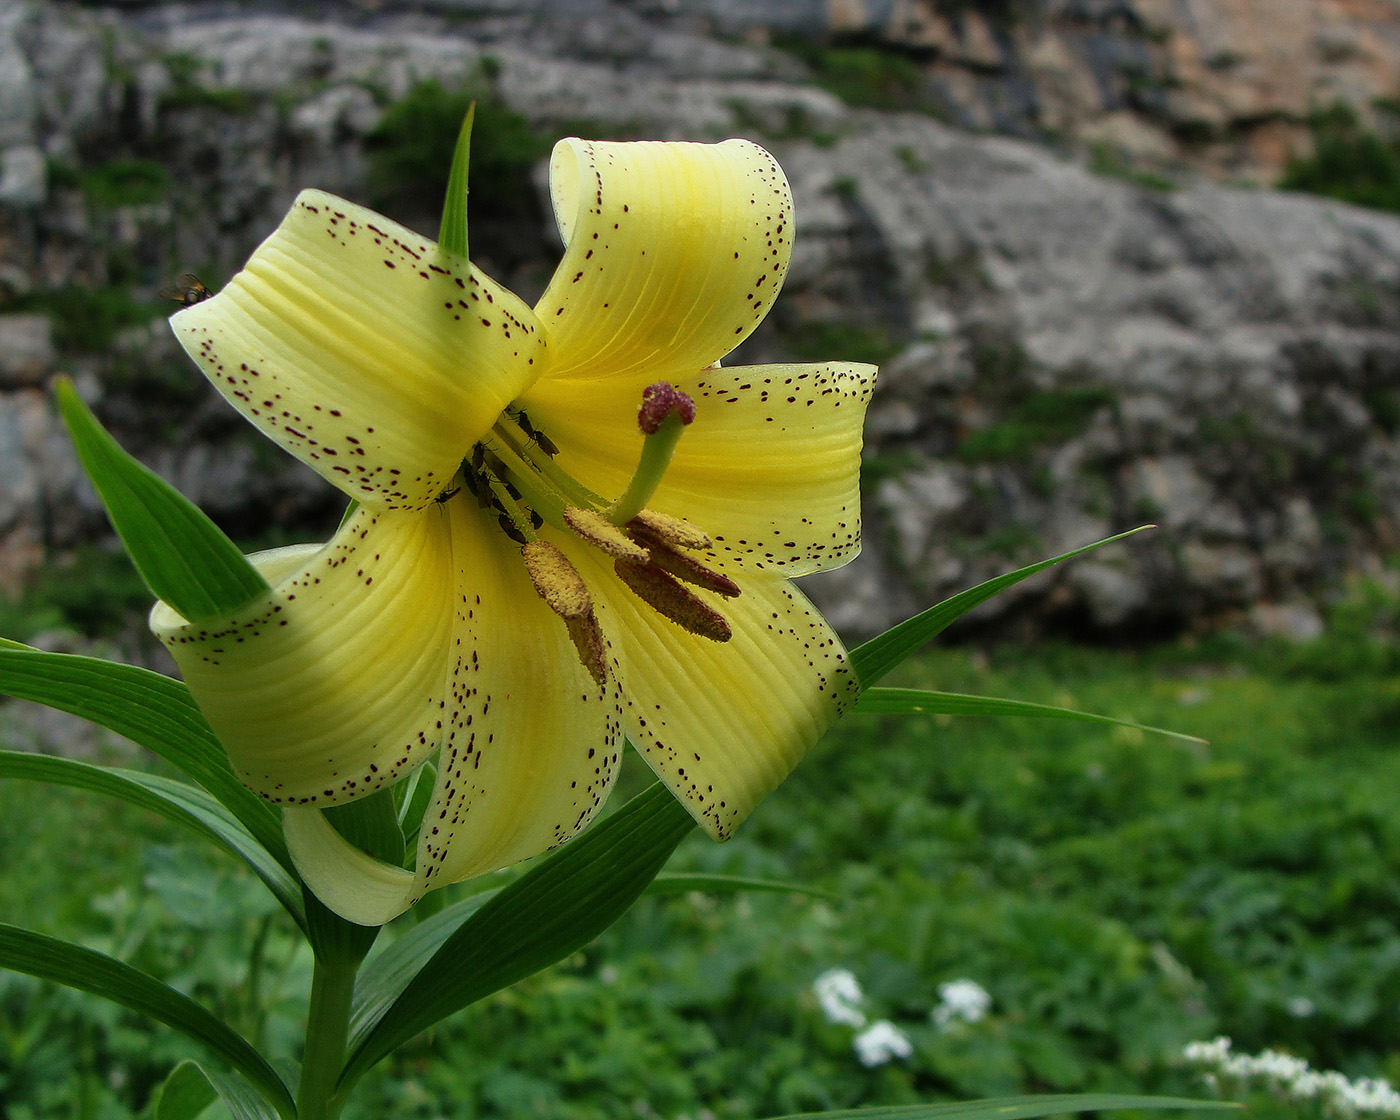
left=603, top=383, right=695, bottom=527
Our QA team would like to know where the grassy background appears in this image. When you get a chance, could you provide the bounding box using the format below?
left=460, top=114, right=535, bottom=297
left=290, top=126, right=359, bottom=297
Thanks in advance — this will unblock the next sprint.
left=0, top=573, right=1397, bottom=1118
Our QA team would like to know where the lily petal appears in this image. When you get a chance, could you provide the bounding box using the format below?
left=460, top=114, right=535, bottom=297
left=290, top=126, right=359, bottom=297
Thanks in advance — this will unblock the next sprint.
left=415, top=499, right=623, bottom=888
left=150, top=504, right=456, bottom=805
left=172, top=189, right=545, bottom=511
left=560, top=536, right=860, bottom=840
left=282, top=499, right=624, bottom=926
left=283, top=807, right=416, bottom=926
left=524, top=362, right=876, bottom=576
left=533, top=139, right=792, bottom=385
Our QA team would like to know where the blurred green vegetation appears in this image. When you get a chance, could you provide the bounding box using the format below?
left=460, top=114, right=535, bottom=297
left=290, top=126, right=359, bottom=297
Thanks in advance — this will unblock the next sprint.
left=778, top=321, right=903, bottom=367
left=958, top=388, right=1117, bottom=462
left=365, top=76, right=551, bottom=232
left=778, top=40, right=945, bottom=118
left=10, top=286, right=168, bottom=353
left=1281, top=103, right=1400, bottom=214
left=1, top=570, right=1399, bottom=1116
left=49, top=158, right=172, bottom=209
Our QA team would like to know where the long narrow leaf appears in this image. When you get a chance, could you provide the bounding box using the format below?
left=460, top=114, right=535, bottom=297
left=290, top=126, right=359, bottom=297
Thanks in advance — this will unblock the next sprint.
left=437, top=102, right=475, bottom=258
left=0, top=925, right=295, bottom=1119
left=763, top=1094, right=1234, bottom=1120
left=349, top=868, right=830, bottom=1041
left=158, top=1061, right=282, bottom=1120
left=341, top=784, right=694, bottom=1087
left=155, top=1061, right=217, bottom=1120
left=0, top=752, right=304, bottom=929
left=350, top=889, right=499, bottom=1042
left=0, top=647, right=288, bottom=871
left=55, top=378, right=268, bottom=624
left=855, top=688, right=1204, bottom=743
left=849, top=529, right=1152, bottom=687
left=645, top=873, right=834, bottom=900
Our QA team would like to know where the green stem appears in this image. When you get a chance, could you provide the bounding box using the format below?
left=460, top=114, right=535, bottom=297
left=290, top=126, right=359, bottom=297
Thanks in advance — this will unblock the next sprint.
left=296, top=953, right=358, bottom=1120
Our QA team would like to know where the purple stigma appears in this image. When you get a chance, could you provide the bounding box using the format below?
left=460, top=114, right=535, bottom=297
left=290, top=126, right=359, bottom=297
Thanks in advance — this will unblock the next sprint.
left=637, top=382, right=696, bottom=435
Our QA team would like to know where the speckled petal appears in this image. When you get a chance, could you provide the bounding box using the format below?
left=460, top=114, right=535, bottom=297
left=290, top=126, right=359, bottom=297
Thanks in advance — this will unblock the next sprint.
left=523, top=362, right=876, bottom=576
left=533, top=138, right=792, bottom=385
left=149, top=504, right=455, bottom=805
left=560, top=537, right=860, bottom=840
left=171, top=189, right=545, bottom=512
left=413, top=498, right=623, bottom=890
left=281, top=499, right=624, bottom=926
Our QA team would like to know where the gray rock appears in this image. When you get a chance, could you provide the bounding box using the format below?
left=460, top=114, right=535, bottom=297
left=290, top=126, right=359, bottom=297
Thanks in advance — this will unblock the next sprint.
left=0, top=143, right=44, bottom=206
left=0, top=314, right=53, bottom=386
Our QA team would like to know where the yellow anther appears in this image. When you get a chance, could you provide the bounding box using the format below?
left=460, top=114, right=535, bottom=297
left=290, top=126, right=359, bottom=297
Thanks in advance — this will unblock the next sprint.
left=613, top=558, right=732, bottom=643
left=522, top=541, right=591, bottom=619
left=563, top=507, right=650, bottom=562
left=627, top=509, right=713, bottom=551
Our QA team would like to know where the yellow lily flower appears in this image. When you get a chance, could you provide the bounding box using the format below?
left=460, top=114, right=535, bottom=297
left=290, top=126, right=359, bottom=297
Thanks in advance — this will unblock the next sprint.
left=151, top=137, right=875, bottom=925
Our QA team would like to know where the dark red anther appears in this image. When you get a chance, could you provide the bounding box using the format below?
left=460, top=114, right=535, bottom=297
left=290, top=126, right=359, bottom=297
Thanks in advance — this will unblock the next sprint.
left=637, top=382, right=696, bottom=434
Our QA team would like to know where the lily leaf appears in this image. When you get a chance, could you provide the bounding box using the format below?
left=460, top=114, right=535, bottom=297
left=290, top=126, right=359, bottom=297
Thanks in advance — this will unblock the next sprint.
left=0, top=751, right=304, bottom=929
left=849, top=529, right=1152, bottom=688
left=761, top=1094, right=1236, bottom=1120
left=348, top=867, right=829, bottom=1041
left=644, top=873, right=835, bottom=900
left=340, top=783, right=695, bottom=1089
left=0, top=925, right=295, bottom=1120
left=349, top=888, right=499, bottom=1042
left=157, top=1060, right=282, bottom=1120
left=855, top=688, right=1205, bottom=743
left=0, top=646, right=288, bottom=872
left=437, top=101, right=475, bottom=259
left=54, top=377, right=268, bottom=624
left=155, top=1061, right=218, bottom=1120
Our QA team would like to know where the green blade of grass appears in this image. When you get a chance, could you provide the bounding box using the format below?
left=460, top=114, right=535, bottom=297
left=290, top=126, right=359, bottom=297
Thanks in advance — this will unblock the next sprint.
left=762, top=1094, right=1236, bottom=1119
left=849, top=528, right=1153, bottom=687
left=855, top=688, right=1205, bottom=743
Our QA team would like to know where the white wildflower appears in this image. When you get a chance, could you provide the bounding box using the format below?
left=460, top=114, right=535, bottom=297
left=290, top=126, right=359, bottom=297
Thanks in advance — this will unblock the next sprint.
left=1182, top=1035, right=1400, bottom=1117
left=1288, top=996, right=1317, bottom=1018
left=931, top=978, right=992, bottom=1029
left=813, top=968, right=867, bottom=1028
left=853, top=1020, right=913, bottom=1067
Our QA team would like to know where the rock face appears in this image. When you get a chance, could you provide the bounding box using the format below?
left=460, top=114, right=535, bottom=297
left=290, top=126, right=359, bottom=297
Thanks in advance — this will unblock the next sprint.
left=3, top=0, right=1399, bottom=639
left=682, top=0, right=1400, bottom=185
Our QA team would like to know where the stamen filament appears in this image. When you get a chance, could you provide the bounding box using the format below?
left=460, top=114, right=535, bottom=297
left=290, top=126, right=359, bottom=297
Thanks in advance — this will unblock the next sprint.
left=480, top=436, right=569, bottom=531
left=491, top=421, right=604, bottom=510
left=480, top=466, right=538, bottom=545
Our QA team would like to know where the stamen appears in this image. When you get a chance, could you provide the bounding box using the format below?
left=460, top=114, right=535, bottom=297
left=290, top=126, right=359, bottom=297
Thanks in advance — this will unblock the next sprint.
left=522, top=540, right=591, bottom=618
left=564, top=614, right=608, bottom=688
left=604, top=382, right=696, bottom=527
left=479, top=439, right=567, bottom=529
left=522, top=540, right=608, bottom=686
left=613, top=558, right=732, bottom=642
left=629, top=533, right=739, bottom=598
left=626, top=509, right=713, bottom=551
left=490, top=420, right=602, bottom=510
left=564, top=507, right=649, bottom=562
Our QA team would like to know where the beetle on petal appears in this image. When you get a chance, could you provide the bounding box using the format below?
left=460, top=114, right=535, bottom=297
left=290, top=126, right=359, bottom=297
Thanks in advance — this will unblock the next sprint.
left=153, top=137, right=875, bottom=925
